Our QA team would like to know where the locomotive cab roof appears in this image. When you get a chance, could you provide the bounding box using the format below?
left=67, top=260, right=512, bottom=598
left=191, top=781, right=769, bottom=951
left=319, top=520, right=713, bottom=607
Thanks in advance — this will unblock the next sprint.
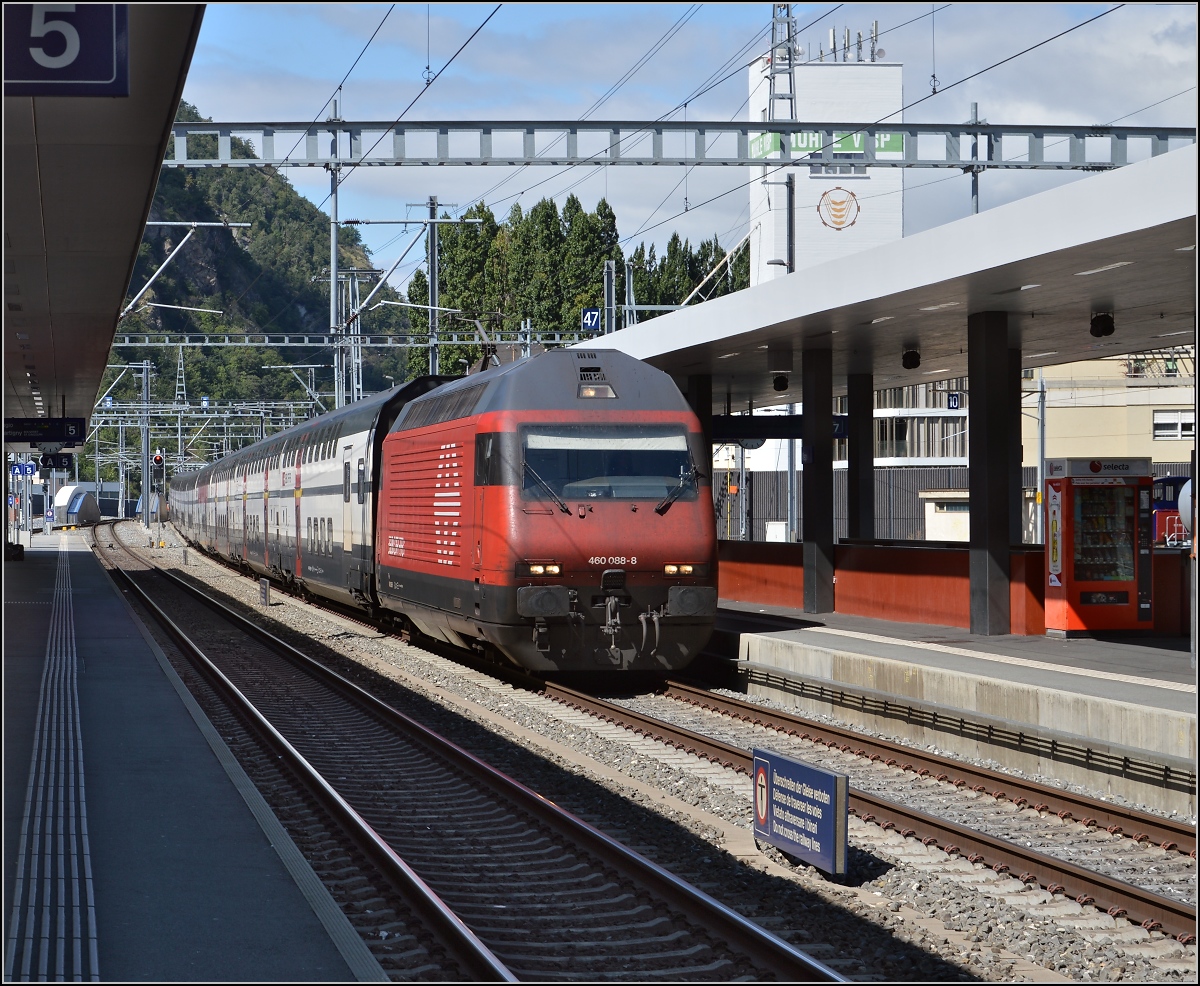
left=391, top=349, right=690, bottom=433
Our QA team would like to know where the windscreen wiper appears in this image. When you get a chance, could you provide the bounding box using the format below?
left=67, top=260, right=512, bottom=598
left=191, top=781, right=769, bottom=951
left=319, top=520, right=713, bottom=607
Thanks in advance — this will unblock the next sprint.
left=524, top=461, right=572, bottom=514
left=655, top=460, right=701, bottom=515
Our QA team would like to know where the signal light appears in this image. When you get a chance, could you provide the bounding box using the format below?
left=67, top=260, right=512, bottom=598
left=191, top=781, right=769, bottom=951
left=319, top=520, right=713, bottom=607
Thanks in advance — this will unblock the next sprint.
left=153, top=452, right=164, bottom=467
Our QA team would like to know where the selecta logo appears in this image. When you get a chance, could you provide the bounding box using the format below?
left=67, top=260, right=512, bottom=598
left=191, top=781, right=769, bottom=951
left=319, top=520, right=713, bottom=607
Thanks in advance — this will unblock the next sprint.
left=1090, top=461, right=1103, bottom=473
left=1089, top=461, right=1131, bottom=473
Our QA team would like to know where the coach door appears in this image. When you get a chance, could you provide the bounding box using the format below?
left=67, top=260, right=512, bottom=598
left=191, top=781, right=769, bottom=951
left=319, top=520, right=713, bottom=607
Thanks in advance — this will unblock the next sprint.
left=342, top=449, right=353, bottom=582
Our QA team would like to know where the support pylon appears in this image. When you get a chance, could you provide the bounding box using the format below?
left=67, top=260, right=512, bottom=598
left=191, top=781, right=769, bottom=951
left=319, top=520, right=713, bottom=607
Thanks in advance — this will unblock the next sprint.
left=175, top=345, right=188, bottom=406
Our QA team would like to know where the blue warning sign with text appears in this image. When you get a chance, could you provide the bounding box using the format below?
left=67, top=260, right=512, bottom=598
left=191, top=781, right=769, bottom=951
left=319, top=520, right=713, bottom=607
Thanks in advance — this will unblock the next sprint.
left=753, top=748, right=848, bottom=876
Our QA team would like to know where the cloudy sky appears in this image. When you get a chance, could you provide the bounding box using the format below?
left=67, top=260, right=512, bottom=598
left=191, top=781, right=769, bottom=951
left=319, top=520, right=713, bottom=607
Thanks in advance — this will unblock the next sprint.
left=181, top=2, right=1197, bottom=292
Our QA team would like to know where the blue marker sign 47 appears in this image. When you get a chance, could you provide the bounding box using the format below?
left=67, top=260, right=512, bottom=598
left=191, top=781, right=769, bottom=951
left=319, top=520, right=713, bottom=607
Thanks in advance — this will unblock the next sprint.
left=580, top=308, right=601, bottom=333
left=753, top=748, right=849, bottom=876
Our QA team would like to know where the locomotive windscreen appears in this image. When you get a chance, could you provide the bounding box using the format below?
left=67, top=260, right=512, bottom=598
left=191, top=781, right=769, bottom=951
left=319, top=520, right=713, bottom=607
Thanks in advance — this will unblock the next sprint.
left=522, top=425, right=696, bottom=501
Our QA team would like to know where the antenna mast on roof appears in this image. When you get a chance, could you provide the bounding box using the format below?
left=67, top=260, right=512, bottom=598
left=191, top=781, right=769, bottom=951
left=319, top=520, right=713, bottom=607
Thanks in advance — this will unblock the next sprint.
left=768, top=5, right=799, bottom=124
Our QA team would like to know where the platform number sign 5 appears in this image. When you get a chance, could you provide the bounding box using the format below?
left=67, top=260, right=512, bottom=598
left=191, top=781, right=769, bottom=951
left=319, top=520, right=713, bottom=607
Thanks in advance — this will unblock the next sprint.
left=581, top=308, right=602, bottom=333
left=3, top=4, right=129, bottom=97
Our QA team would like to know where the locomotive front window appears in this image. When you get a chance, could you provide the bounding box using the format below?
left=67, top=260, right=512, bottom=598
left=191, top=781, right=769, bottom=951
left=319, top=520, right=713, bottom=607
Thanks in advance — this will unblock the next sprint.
left=521, top=425, right=695, bottom=502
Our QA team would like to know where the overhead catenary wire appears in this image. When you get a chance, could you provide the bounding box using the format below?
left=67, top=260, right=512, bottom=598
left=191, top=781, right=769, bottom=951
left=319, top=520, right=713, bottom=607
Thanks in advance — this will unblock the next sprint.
left=622, top=4, right=956, bottom=243
left=621, top=3, right=1128, bottom=246
left=852, top=82, right=1200, bottom=209
left=134, top=5, right=397, bottom=337
left=324, top=4, right=502, bottom=205
left=481, top=2, right=953, bottom=239
left=459, top=4, right=712, bottom=215
left=496, top=4, right=844, bottom=212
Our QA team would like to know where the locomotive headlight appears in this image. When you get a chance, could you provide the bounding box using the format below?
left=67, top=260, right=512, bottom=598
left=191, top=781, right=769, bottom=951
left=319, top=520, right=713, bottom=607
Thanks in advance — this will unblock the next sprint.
left=664, top=563, right=705, bottom=576
left=520, top=562, right=561, bottom=577
left=545, top=564, right=561, bottom=575
left=529, top=564, right=545, bottom=575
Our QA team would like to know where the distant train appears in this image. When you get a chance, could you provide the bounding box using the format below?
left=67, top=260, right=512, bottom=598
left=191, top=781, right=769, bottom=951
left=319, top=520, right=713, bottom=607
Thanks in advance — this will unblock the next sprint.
left=170, top=349, right=718, bottom=671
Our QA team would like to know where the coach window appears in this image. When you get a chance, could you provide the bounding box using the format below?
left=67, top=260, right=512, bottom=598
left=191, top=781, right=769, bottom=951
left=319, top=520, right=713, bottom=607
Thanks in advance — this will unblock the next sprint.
left=343, top=462, right=351, bottom=502
left=357, top=459, right=366, bottom=504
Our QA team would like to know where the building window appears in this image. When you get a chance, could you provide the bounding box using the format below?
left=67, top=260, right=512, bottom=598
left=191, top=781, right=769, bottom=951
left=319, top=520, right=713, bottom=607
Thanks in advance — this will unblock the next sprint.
left=1152, top=410, right=1195, bottom=441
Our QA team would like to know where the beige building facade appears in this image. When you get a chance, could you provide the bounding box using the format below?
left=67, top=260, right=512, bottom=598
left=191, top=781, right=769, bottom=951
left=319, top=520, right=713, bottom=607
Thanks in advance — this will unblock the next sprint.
left=1021, top=349, right=1195, bottom=472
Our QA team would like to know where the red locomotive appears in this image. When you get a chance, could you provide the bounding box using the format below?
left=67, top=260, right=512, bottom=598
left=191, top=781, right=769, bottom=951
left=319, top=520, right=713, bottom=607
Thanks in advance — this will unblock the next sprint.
left=172, top=349, right=717, bottom=672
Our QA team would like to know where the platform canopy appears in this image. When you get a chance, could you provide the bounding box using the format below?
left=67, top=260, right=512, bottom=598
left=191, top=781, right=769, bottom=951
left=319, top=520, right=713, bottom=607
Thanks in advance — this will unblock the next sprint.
left=3, top=5, right=205, bottom=446
left=592, top=144, right=1197, bottom=413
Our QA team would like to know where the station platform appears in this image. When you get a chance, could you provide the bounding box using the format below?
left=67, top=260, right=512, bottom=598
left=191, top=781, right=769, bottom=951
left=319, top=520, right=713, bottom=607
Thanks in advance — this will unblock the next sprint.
left=711, top=601, right=1197, bottom=815
left=3, top=532, right=382, bottom=981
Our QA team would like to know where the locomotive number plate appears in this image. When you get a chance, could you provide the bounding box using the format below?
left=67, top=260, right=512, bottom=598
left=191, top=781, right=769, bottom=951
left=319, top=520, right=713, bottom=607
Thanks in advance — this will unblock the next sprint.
left=588, top=556, right=636, bottom=566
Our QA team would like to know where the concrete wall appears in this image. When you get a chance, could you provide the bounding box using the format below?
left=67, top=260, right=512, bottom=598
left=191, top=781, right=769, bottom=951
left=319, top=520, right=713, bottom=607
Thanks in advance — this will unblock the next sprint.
left=740, top=634, right=1196, bottom=816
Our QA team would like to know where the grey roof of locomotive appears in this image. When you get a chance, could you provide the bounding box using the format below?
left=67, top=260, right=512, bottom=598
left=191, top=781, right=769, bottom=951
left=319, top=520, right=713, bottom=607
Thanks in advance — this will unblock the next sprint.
left=392, top=348, right=691, bottom=433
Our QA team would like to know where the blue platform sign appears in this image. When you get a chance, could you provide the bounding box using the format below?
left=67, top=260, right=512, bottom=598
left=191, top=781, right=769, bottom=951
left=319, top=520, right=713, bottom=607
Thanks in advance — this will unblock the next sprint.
left=4, top=5, right=129, bottom=97
left=580, top=308, right=601, bottom=333
left=753, top=748, right=849, bottom=876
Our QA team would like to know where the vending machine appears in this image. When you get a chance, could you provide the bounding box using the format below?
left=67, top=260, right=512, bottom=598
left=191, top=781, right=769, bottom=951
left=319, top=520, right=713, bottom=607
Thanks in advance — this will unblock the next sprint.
left=1044, top=458, right=1153, bottom=636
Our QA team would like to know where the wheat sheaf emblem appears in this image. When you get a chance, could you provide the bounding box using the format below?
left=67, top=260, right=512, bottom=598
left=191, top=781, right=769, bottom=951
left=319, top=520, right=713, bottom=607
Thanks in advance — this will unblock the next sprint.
left=817, top=187, right=861, bottom=230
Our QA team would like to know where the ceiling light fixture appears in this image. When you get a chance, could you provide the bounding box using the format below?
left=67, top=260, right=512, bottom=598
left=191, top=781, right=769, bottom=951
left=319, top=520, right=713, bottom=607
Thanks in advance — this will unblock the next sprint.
left=919, top=302, right=960, bottom=311
left=1175, top=245, right=1195, bottom=252
left=1156, top=330, right=1191, bottom=338
left=718, top=352, right=740, bottom=359
left=1074, top=261, right=1132, bottom=276
left=1026, top=351, right=1058, bottom=358
left=1020, top=284, right=1041, bottom=291
left=1089, top=312, right=1115, bottom=338
left=870, top=316, right=893, bottom=324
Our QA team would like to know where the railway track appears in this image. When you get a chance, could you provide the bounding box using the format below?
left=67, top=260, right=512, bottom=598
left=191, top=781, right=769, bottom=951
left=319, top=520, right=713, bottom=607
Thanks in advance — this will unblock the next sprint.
left=534, top=679, right=1197, bottom=942
left=661, top=679, right=1197, bottom=857
left=95, top=522, right=839, bottom=982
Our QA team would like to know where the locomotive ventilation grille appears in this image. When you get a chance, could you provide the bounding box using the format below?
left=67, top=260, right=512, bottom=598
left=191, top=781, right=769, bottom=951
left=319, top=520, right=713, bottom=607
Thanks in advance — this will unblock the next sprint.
left=575, top=354, right=608, bottom=383
left=398, top=380, right=489, bottom=431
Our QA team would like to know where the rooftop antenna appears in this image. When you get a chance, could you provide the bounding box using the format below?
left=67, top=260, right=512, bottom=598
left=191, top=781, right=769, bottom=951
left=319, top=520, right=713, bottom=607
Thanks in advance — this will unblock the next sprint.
left=422, top=4, right=434, bottom=85
left=829, top=28, right=836, bottom=61
left=929, top=3, right=940, bottom=93
left=870, top=20, right=878, bottom=61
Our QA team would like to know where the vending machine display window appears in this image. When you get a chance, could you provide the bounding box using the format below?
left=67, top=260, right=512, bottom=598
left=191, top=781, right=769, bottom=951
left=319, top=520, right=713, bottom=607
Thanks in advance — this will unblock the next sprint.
left=1072, top=486, right=1136, bottom=583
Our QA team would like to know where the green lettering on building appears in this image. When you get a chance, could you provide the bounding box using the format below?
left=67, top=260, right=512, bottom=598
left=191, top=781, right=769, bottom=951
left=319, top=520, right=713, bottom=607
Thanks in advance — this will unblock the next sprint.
left=750, top=131, right=905, bottom=159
